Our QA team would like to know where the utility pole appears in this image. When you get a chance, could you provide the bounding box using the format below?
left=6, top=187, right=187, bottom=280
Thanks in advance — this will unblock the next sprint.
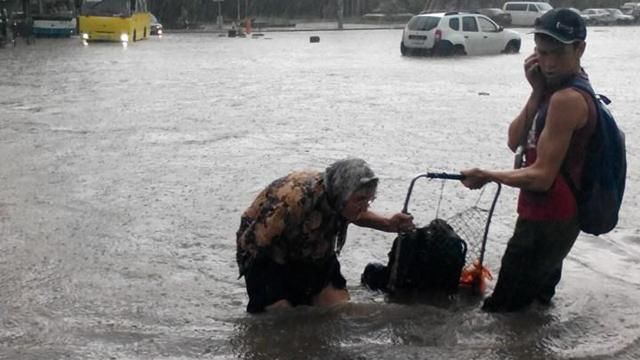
left=337, top=0, right=344, bottom=30
left=213, top=0, right=223, bottom=29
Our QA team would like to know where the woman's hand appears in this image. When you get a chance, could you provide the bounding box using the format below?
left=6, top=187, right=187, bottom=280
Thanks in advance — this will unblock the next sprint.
left=354, top=211, right=414, bottom=233
left=389, top=212, right=415, bottom=233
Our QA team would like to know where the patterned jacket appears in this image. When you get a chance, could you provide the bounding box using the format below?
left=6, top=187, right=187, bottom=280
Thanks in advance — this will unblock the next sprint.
left=236, top=171, right=348, bottom=277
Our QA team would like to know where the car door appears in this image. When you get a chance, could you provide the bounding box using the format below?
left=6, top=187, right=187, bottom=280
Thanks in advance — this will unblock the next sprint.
left=477, top=16, right=504, bottom=54
left=526, top=3, right=539, bottom=26
left=505, top=3, right=526, bottom=26
left=461, top=15, right=482, bottom=55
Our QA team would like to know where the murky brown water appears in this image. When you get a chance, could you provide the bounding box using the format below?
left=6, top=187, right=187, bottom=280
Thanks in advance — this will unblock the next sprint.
left=1, top=27, right=639, bottom=359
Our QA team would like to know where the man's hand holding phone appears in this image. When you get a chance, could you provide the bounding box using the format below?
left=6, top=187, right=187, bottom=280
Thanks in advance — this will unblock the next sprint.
left=524, top=52, right=546, bottom=95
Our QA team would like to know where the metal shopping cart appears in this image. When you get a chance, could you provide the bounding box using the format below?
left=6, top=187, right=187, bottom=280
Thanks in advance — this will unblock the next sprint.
left=386, top=172, right=502, bottom=295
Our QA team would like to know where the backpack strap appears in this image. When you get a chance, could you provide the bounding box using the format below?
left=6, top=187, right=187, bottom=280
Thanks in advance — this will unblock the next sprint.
left=560, top=76, right=611, bottom=200
left=561, top=166, right=579, bottom=198
left=559, top=75, right=601, bottom=199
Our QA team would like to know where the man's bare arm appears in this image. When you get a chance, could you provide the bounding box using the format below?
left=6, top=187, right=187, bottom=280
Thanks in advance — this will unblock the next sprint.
left=464, top=88, right=588, bottom=192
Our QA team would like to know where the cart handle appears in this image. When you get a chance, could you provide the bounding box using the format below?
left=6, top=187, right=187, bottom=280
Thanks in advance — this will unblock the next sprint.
left=401, top=172, right=465, bottom=214
left=425, top=172, right=466, bottom=181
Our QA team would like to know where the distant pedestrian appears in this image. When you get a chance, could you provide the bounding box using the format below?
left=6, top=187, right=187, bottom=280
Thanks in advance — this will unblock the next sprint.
left=10, top=17, right=17, bottom=47
left=244, top=17, right=251, bottom=34
left=0, top=9, right=7, bottom=47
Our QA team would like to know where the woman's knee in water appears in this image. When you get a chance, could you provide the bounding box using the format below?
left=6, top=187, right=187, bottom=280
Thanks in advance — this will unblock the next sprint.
left=312, top=285, right=350, bottom=307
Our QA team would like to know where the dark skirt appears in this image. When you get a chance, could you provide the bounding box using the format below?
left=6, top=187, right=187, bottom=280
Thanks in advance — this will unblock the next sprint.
left=243, top=254, right=346, bottom=313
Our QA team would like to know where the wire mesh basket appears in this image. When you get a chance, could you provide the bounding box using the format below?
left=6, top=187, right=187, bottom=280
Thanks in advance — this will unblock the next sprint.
left=389, top=172, right=502, bottom=294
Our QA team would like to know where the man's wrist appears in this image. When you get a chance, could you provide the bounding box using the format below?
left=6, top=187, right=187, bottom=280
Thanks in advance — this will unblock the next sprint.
left=530, top=91, right=543, bottom=103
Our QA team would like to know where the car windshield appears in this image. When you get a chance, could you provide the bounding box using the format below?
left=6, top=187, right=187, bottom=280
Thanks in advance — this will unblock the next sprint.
left=483, top=9, right=501, bottom=15
left=607, top=9, right=623, bottom=15
left=407, top=16, right=440, bottom=31
left=80, top=0, right=131, bottom=17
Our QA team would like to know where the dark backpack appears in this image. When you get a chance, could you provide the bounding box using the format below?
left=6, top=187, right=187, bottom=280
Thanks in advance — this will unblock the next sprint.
left=567, top=77, right=626, bottom=235
left=361, top=219, right=467, bottom=294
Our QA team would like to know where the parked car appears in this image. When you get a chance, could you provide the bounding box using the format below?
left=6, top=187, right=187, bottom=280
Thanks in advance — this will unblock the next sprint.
left=475, top=8, right=512, bottom=27
left=605, top=8, right=634, bottom=24
left=503, top=1, right=553, bottom=26
left=568, top=7, right=592, bottom=24
left=620, top=2, right=640, bottom=21
left=400, top=12, right=521, bottom=56
left=150, top=14, right=163, bottom=35
left=582, top=8, right=617, bottom=25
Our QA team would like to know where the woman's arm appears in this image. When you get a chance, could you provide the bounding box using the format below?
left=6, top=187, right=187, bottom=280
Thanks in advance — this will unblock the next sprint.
left=353, top=211, right=414, bottom=233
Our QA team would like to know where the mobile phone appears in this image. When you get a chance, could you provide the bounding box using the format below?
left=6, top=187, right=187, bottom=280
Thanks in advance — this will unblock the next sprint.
left=531, top=63, right=541, bottom=75
left=514, top=146, right=524, bottom=169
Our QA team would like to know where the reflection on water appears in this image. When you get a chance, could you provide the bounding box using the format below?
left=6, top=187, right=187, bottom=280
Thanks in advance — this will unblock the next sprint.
left=0, top=28, right=639, bottom=359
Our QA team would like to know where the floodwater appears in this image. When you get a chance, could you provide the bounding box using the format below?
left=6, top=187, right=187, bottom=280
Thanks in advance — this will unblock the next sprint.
left=1, top=27, right=639, bottom=360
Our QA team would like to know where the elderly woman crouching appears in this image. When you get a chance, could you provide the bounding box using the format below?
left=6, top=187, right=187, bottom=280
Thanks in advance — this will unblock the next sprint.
left=236, top=158, right=415, bottom=313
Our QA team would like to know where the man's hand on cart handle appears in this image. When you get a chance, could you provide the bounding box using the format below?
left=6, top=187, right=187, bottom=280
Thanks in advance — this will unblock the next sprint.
left=460, top=168, right=491, bottom=189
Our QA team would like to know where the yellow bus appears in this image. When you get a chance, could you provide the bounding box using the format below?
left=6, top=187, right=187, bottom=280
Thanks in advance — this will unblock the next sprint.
left=79, top=0, right=151, bottom=42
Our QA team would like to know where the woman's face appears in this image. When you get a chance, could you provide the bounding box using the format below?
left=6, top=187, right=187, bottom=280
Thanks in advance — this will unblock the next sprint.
left=341, top=189, right=376, bottom=222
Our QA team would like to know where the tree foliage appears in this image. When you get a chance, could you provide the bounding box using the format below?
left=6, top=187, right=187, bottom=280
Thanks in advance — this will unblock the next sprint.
left=148, top=0, right=632, bottom=27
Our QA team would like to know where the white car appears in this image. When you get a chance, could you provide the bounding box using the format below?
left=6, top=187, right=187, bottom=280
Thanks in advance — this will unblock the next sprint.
left=503, top=1, right=553, bottom=26
left=400, top=12, right=522, bottom=56
left=605, top=8, right=635, bottom=24
left=568, top=7, right=592, bottom=23
left=621, top=2, right=640, bottom=20
left=582, top=8, right=617, bottom=25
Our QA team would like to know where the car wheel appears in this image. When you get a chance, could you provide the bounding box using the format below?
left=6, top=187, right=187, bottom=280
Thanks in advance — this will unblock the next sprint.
left=504, top=40, right=520, bottom=54
left=400, top=41, right=408, bottom=56
left=452, top=45, right=466, bottom=56
left=433, top=41, right=454, bottom=56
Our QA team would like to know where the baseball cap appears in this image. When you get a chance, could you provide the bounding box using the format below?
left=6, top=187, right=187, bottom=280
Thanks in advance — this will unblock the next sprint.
left=533, top=8, right=587, bottom=44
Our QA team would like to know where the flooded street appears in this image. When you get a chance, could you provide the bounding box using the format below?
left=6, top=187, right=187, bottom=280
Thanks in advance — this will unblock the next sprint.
left=1, top=27, right=639, bottom=359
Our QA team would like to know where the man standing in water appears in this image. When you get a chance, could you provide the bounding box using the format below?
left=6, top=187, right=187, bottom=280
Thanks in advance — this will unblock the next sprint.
left=460, top=9, right=596, bottom=312
left=236, top=158, right=415, bottom=313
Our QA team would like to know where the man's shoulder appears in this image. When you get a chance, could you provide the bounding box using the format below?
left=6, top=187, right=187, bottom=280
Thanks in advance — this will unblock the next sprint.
left=550, top=87, right=587, bottom=103
left=546, top=87, right=589, bottom=129
left=548, top=87, right=589, bottom=113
